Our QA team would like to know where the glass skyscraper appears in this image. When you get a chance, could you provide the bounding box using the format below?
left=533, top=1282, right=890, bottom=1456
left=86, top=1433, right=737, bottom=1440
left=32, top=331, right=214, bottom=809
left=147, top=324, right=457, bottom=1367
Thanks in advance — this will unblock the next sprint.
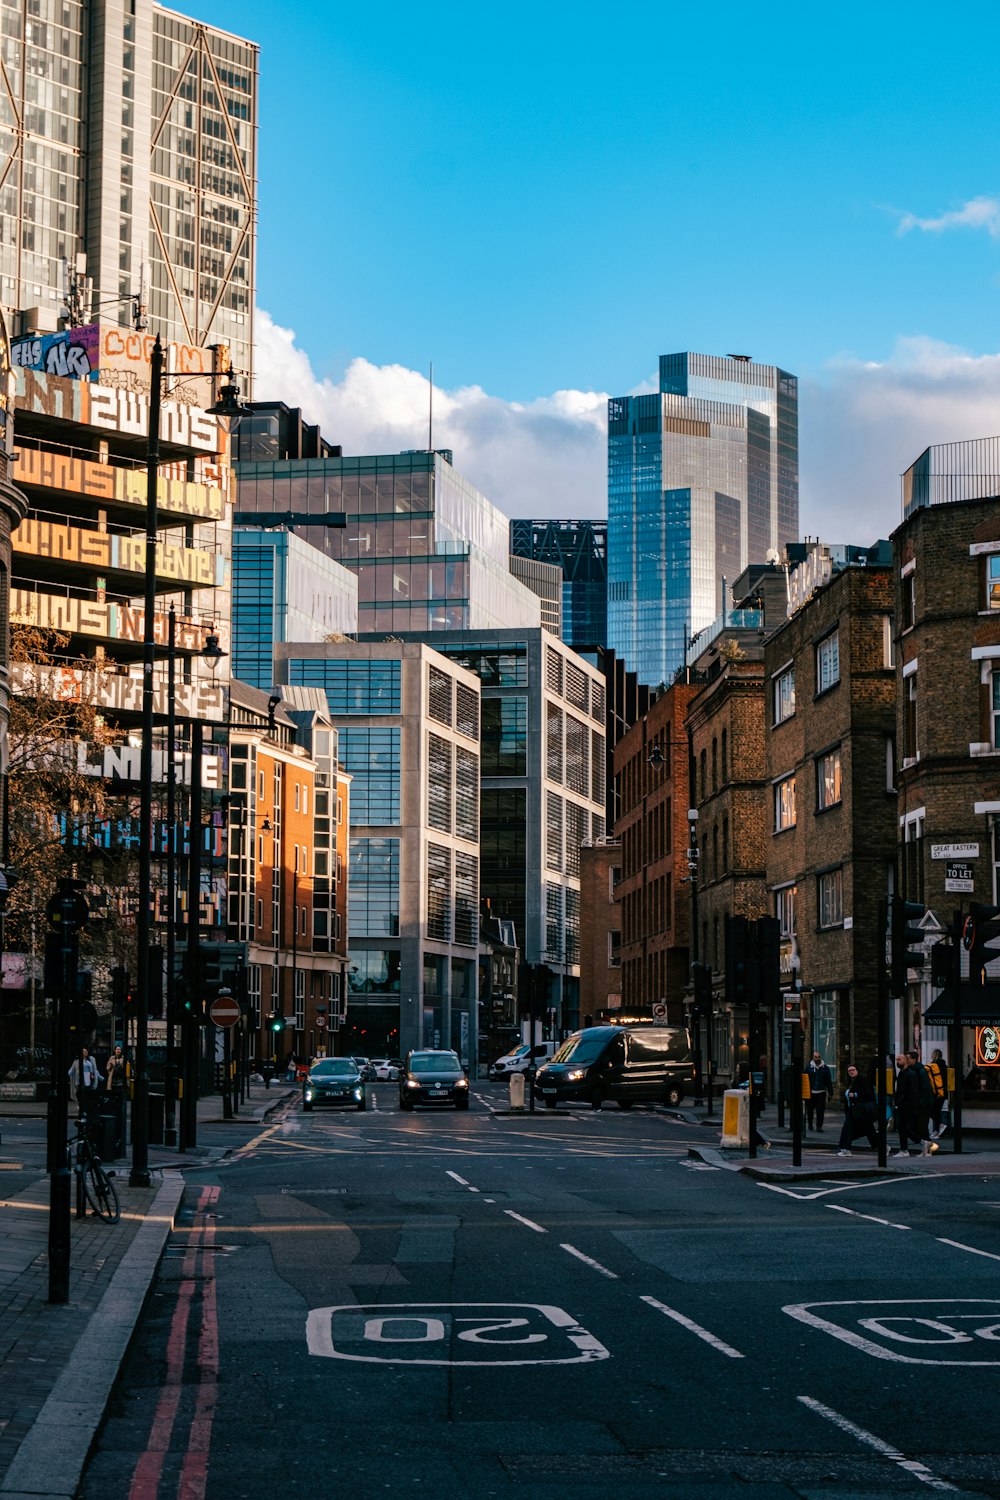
left=607, top=352, right=798, bottom=687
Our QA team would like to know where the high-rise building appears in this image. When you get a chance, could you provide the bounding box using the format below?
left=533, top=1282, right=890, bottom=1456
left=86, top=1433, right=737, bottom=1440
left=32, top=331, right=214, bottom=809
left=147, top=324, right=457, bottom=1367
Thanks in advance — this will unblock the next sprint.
left=510, top=518, right=607, bottom=651
left=0, top=0, right=257, bottom=380
left=607, top=352, right=798, bottom=687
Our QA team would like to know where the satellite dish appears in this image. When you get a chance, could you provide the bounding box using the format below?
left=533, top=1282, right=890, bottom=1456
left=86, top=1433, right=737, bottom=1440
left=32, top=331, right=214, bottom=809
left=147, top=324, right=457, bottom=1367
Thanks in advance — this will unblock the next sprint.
left=765, top=547, right=780, bottom=565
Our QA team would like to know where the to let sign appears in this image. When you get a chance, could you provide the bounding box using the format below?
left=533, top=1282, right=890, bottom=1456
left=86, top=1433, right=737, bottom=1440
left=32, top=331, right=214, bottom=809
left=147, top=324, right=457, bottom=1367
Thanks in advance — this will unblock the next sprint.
left=209, top=994, right=241, bottom=1028
left=945, top=861, right=975, bottom=894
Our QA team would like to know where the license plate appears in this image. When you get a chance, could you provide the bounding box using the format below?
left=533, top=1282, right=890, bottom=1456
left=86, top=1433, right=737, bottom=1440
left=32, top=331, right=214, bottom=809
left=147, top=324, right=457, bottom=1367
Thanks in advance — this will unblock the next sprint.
left=541, top=1089, right=556, bottom=1096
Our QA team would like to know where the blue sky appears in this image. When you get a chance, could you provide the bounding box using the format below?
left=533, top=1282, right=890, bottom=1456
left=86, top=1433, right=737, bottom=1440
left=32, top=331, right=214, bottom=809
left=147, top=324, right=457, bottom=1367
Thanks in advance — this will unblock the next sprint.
left=194, top=0, right=1000, bottom=535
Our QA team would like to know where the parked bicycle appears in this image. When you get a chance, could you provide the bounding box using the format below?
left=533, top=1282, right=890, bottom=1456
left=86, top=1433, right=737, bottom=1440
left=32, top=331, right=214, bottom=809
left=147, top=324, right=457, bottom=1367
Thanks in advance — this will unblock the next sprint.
left=69, top=1120, right=120, bottom=1223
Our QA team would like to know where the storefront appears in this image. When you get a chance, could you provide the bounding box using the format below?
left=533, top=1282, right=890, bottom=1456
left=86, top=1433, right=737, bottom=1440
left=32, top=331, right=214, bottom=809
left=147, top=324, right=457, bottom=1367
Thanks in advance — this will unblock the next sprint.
left=924, top=983, right=1000, bottom=1128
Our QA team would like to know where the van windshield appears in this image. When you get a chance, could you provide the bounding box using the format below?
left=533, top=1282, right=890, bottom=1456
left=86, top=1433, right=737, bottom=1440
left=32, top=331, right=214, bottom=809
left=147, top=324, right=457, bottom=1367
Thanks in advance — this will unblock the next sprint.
left=551, top=1031, right=612, bottom=1066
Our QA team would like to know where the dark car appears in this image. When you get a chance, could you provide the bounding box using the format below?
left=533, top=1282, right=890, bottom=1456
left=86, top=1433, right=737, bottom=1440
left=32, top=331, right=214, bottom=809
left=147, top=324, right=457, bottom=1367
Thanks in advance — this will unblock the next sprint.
left=352, top=1055, right=376, bottom=1082
left=399, top=1050, right=470, bottom=1110
left=535, top=1024, right=693, bottom=1110
left=303, top=1057, right=367, bottom=1112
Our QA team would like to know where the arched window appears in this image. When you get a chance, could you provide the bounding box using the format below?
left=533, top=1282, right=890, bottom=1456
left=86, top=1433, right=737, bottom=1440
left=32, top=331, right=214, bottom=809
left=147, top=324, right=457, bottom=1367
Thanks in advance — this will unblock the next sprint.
left=721, top=729, right=728, bottom=784
left=711, top=737, right=718, bottom=792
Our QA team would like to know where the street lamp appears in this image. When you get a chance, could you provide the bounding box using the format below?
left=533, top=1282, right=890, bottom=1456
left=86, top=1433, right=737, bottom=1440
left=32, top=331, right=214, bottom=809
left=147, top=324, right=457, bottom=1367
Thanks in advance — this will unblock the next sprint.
left=131, top=335, right=242, bottom=1187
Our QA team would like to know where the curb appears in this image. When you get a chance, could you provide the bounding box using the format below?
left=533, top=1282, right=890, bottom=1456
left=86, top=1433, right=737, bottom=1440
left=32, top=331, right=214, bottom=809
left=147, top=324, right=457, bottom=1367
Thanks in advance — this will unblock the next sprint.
left=687, top=1144, right=904, bottom=1181
left=0, top=1173, right=185, bottom=1500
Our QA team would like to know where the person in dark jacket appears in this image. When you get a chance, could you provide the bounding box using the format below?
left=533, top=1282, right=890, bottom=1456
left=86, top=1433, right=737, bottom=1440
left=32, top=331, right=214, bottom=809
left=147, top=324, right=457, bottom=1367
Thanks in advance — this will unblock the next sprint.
left=806, top=1052, right=833, bottom=1130
left=892, top=1053, right=920, bottom=1156
left=836, top=1064, right=879, bottom=1155
left=907, top=1049, right=939, bottom=1155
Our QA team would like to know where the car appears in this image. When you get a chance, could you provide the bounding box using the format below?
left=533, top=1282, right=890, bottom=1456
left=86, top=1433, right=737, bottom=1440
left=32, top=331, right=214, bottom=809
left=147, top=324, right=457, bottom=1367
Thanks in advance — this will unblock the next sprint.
left=488, top=1041, right=557, bottom=1080
left=351, top=1055, right=376, bottom=1082
left=371, top=1058, right=399, bottom=1081
left=399, top=1050, right=470, bottom=1110
left=302, top=1057, right=367, bottom=1111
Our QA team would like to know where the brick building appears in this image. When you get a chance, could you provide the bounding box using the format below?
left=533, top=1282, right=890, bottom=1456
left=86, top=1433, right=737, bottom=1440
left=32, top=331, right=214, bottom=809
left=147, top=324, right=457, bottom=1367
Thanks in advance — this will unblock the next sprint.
left=579, top=839, right=622, bottom=1025
left=894, top=443, right=1000, bottom=1113
left=613, top=682, right=698, bottom=1020
left=763, top=545, right=896, bottom=1084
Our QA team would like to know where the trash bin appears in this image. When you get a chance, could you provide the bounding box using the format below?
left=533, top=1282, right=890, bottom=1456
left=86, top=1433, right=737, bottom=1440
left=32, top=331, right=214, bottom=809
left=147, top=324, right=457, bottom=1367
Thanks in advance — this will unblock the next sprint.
left=148, top=1091, right=165, bottom=1146
left=95, top=1104, right=118, bottom=1162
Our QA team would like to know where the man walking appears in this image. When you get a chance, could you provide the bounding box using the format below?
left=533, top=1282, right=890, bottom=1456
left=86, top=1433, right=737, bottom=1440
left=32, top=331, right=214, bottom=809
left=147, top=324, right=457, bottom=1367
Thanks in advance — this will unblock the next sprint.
left=806, top=1051, right=833, bottom=1131
left=907, top=1049, right=939, bottom=1156
left=891, top=1053, right=917, bottom=1157
left=68, top=1047, right=102, bottom=1132
left=926, top=1048, right=948, bottom=1139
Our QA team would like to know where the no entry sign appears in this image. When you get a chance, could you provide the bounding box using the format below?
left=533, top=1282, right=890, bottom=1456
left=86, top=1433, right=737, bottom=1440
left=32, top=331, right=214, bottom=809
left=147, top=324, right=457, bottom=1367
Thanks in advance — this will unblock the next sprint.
left=209, top=993, right=241, bottom=1027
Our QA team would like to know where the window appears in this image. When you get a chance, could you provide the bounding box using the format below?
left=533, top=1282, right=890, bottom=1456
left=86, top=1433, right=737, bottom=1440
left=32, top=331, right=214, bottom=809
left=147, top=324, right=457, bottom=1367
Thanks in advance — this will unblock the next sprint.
left=817, top=748, right=842, bottom=811
left=775, top=883, right=797, bottom=938
left=774, top=775, right=796, bottom=832
left=722, top=816, right=729, bottom=874
left=818, top=868, right=844, bottom=929
left=904, top=670, right=917, bottom=759
left=885, top=736, right=896, bottom=792
left=773, top=666, right=795, bottom=724
left=882, top=616, right=895, bottom=670
left=608, top=930, right=622, bottom=968
left=816, top=632, right=840, bottom=694
left=988, top=555, right=1000, bottom=611
left=721, top=729, right=728, bottom=783
left=903, top=812, right=925, bottom=902
left=302, top=786, right=309, bottom=816
left=294, top=782, right=300, bottom=812
left=902, top=570, right=916, bottom=629
left=993, top=672, right=1000, bottom=750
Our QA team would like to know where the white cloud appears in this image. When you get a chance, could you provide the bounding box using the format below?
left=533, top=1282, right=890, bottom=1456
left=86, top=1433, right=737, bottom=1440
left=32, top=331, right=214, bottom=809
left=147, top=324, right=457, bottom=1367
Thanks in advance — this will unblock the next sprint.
left=254, top=309, right=608, bottom=520
left=255, top=311, right=1000, bottom=551
left=897, top=195, right=1000, bottom=238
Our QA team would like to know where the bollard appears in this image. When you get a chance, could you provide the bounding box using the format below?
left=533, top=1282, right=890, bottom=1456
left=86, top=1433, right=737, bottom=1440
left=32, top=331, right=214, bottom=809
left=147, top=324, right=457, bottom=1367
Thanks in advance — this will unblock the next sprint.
left=509, top=1073, right=526, bottom=1111
left=720, top=1089, right=749, bottom=1146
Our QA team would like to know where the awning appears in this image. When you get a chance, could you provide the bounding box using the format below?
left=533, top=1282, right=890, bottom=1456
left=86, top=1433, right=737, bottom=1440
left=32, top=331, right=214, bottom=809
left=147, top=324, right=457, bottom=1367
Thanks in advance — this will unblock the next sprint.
left=923, top=982, right=1000, bottom=1025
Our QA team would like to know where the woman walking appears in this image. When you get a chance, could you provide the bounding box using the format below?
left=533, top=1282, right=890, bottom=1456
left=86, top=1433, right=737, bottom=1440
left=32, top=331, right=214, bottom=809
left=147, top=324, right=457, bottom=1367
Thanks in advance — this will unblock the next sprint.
left=836, top=1064, right=879, bottom=1156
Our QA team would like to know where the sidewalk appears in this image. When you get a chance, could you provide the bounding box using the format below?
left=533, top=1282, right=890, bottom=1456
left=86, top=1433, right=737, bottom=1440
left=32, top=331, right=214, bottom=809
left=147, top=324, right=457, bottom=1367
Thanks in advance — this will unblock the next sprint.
left=675, top=1098, right=1000, bottom=1179
left=0, top=1083, right=296, bottom=1500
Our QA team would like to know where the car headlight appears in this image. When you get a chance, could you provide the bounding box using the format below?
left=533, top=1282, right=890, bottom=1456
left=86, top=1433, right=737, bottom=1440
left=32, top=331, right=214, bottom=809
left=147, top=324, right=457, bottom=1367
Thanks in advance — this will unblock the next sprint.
left=455, top=1078, right=469, bottom=1088
left=567, top=1070, right=585, bottom=1081
left=406, top=1079, right=420, bottom=1089
left=353, top=1088, right=362, bottom=1099
left=304, top=1089, right=313, bottom=1100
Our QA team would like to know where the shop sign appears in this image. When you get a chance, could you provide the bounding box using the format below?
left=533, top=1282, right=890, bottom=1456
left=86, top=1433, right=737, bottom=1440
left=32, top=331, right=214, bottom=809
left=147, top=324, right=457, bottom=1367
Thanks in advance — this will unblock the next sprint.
left=976, top=1026, right=1000, bottom=1066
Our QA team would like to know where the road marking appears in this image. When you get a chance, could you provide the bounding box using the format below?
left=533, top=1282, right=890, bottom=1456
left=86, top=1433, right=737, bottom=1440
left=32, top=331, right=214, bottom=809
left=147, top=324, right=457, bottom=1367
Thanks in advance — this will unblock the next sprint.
left=446, top=1171, right=469, bottom=1186
left=504, top=1210, right=547, bottom=1233
left=784, top=1299, right=1000, bottom=1365
left=306, top=1303, right=609, bottom=1366
left=560, top=1243, right=618, bottom=1278
left=937, top=1237, right=1000, bottom=1263
left=679, top=1160, right=720, bottom=1171
left=827, top=1204, right=911, bottom=1230
left=797, top=1396, right=957, bottom=1491
left=640, top=1296, right=744, bottom=1358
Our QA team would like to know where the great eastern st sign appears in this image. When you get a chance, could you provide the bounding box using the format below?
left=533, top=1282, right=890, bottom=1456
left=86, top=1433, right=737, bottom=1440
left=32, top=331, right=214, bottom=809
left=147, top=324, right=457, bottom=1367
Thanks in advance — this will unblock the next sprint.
left=932, top=843, right=980, bottom=860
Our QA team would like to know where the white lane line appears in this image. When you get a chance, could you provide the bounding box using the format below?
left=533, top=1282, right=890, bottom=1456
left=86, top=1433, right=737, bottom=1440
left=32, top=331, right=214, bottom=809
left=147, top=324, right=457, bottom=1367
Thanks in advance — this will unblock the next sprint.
left=640, top=1295, right=744, bottom=1359
left=504, top=1210, right=547, bottom=1233
left=827, top=1204, right=911, bottom=1230
left=797, top=1396, right=957, bottom=1492
left=446, top=1170, right=469, bottom=1186
left=560, top=1243, right=618, bottom=1279
left=937, top=1237, right=1000, bottom=1263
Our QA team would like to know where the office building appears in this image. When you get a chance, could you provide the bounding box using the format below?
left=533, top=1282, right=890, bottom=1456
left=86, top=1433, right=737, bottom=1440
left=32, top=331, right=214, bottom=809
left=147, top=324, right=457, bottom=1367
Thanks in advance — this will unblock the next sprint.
left=510, top=518, right=607, bottom=651
left=1, top=0, right=257, bottom=380
left=508, top=553, right=562, bottom=636
left=232, top=529, right=358, bottom=690
left=608, top=352, right=798, bottom=687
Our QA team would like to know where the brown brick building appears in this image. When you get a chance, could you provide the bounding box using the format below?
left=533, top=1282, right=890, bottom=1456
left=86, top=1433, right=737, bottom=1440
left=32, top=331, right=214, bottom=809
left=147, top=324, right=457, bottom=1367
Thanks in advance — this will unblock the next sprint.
left=894, top=443, right=1000, bottom=1109
left=613, top=682, right=698, bottom=1021
left=763, top=547, right=896, bottom=1083
left=579, top=839, right=622, bottom=1025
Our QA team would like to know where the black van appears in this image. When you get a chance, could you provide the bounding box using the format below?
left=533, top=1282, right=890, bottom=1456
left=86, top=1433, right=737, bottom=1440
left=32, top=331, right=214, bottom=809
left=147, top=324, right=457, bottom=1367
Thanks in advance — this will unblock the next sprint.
left=535, top=1024, right=693, bottom=1110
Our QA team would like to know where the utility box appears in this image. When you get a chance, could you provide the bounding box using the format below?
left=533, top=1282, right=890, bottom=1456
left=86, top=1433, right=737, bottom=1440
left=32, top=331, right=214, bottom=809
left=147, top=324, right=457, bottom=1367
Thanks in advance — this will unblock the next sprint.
left=721, top=1089, right=749, bottom=1146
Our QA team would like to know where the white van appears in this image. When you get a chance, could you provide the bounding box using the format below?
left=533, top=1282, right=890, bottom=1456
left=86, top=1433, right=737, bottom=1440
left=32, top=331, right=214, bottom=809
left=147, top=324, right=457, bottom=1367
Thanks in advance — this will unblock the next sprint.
left=488, top=1041, right=557, bottom=1080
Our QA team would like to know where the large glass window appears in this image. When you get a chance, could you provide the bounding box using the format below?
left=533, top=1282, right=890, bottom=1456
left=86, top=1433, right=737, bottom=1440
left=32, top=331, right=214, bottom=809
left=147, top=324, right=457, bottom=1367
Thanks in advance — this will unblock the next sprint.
left=773, top=666, right=795, bottom=724
left=817, top=748, right=842, bottom=811
left=337, top=727, right=400, bottom=824
left=774, top=775, right=796, bottom=832
left=481, top=789, right=527, bottom=941
left=443, top=641, right=528, bottom=686
left=481, top=697, right=527, bottom=776
left=348, top=951, right=401, bottom=994
left=818, top=868, right=844, bottom=929
left=815, top=632, right=840, bottom=694
left=287, top=658, right=401, bottom=714
left=348, top=838, right=399, bottom=937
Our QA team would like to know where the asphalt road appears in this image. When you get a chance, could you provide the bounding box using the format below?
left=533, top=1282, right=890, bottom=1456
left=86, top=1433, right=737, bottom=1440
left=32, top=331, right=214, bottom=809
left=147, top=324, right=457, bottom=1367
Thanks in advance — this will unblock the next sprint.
left=78, top=1082, right=1000, bottom=1498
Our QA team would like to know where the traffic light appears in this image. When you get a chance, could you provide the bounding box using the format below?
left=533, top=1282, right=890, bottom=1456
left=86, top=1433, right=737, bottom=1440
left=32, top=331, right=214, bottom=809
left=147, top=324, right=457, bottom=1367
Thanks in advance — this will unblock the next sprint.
left=111, top=966, right=130, bottom=1011
left=692, top=962, right=712, bottom=1016
left=269, top=1012, right=285, bottom=1034
left=724, top=915, right=748, bottom=1008
left=969, top=904, right=1000, bottom=987
left=754, top=917, right=781, bottom=1009
left=890, top=895, right=926, bottom=994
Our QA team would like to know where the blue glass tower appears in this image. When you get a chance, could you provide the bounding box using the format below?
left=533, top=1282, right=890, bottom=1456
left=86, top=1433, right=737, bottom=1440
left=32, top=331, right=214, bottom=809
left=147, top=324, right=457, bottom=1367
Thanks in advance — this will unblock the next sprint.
left=607, top=353, right=798, bottom=686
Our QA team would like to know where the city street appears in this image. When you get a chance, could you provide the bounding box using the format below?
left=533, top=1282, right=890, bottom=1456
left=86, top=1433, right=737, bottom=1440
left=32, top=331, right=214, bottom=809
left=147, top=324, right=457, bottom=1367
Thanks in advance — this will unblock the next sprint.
left=65, top=1083, right=1000, bottom=1499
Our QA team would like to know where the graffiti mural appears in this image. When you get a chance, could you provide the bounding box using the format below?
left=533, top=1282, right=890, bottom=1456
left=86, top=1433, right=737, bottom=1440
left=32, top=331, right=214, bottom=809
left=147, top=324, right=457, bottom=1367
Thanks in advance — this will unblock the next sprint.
left=11, top=324, right=100, bottom=381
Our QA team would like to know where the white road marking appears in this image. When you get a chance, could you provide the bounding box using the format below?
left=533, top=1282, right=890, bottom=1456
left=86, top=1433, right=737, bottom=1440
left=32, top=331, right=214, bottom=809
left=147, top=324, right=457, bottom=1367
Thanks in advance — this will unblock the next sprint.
left=679, top=1160, right=720, bottom=1172
left=504, top=1210, right=547, bottom=1233
left=757, top=1176, right=912, bottom=1201
left=797, top=1396, right=957, bottom=1491
left=784, top=1299, right=1000, bottom=1366
left=446, top=1171, right=469, bottom=1186
left=306, top=1303, right=609, bottom=1366
left=827, top=1204, right=911, bottom=1230
left=560, top=1243, right=618, bottom=1279
left=937, top=1237, right=1000, bottom=1263
left=640, top=1296, right=744, bottom=1358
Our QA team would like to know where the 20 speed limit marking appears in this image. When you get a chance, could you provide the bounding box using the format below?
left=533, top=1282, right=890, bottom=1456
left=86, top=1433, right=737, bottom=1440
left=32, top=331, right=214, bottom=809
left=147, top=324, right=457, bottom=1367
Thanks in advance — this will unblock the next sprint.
left=306, top=1303, right=610, bottom=1366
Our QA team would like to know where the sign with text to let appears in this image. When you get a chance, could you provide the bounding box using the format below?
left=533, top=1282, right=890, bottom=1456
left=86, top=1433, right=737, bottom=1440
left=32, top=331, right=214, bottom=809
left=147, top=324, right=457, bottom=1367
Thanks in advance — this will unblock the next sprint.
left=946, top=861, right=975, bottom=894
left=306, top=1303, right=610, bottom=1367
left=784, top=1299, right=1000, bottom=1365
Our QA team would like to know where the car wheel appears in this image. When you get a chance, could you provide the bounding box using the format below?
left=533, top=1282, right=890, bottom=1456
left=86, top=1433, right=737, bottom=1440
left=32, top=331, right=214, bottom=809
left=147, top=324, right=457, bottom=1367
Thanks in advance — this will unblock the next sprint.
left=302, top=1100, right=312, bottom=1112
left=617, top=1099, right=634, bottom=1110
left=664, top=1083, right=684, bottom=1108
left=544, top=1098, right=557, bottom=1110
left=357, top=1098, right=366, bottom=1111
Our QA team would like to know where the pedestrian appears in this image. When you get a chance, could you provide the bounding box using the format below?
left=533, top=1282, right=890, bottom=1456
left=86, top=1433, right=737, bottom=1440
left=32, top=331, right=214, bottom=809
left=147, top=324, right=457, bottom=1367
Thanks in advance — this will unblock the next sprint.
left=926, top=1048, right=948, bottom=1139
left=806, top=1051, right=833, bottom=1131
left=907, top=1049, right=939, bottom=1155
left=105, top=1044, right=127, bottom=1155
left=891, top=1052, right=919, bottom=1157
left=836, top=1064, right=879, bottom=1155
left=68, top=1047, right=102, bottom=1131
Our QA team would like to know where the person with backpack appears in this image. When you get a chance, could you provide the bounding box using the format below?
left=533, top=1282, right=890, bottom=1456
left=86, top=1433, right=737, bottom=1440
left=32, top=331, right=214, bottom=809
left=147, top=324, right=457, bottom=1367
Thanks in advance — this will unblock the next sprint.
left=907, top=1049, right=939, bottom=1156
left=926, top=1048, right=948, bottom=1139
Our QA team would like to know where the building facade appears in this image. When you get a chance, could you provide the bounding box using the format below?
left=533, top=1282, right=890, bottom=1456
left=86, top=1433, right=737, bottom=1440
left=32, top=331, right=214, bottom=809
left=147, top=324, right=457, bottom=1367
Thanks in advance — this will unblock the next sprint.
left=1, top=0, right=257, bottom=378
left=232, top=528, right=358, bottom=690
left=608, top=352, right=798, bottom=686
left=579, top=839, right=622, bottom=1026
left=509, top=518, right=608, bottom=651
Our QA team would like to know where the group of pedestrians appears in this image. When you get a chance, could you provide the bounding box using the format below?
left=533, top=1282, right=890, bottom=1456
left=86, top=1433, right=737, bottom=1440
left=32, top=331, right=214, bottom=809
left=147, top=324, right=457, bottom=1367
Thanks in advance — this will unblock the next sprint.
left=835, top=1047, right=946, bottom=1158
left=67, top=1044, right=128, bottom=1151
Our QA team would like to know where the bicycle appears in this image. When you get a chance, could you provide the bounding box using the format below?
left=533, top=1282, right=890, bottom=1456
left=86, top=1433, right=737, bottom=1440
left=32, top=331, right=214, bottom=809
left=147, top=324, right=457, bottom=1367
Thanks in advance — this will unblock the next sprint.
left=69, top=1119, right=120, bottom=1223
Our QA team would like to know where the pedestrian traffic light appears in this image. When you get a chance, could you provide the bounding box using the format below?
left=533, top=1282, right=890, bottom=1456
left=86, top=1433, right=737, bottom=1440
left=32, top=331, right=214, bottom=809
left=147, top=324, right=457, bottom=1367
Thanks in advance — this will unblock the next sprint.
left=969, top=903, right=1000, bottom=987
left=890, top=896, right=926, bottom=994
left=692, top=962, right=712, bottom=1017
